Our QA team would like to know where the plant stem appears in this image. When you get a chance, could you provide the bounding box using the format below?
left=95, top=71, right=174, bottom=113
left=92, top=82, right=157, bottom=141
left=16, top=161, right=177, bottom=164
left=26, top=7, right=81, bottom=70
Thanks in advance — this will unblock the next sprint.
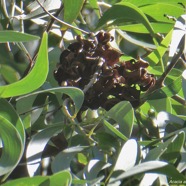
left=36, top=0, right=89, bottom=34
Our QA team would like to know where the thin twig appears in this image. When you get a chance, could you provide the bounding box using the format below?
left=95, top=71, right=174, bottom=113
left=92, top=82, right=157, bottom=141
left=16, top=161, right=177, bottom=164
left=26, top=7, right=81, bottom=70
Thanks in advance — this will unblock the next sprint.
left=83, top=58, right=104, bottom=93
left=36, top=0, right=89, bottom=34
left=172, top=95, right=186, bottom=106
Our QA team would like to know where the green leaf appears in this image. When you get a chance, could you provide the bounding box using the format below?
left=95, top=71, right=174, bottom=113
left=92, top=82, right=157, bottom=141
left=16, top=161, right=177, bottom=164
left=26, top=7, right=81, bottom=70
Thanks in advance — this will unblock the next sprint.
left=145, top=30, right=173, bottom=66
left=89, top=0, right=100, bottom=18
left=26, top=124, right=64, bottom=176
left=111, top=161, right=185, bottom=183
left=144, top=132, right=184, bottom=162
left=118, top=22, right=173, bottom=34
left=16, top=87, right=84, bottom=118
left=97, top=2, right=156, bottom=38
left=0, top=32, right=48, bottom=98
left=1, top=176, right=49, bottom=186
left=0, top=64, right=20, bottom=83
left=62, top=0, right=84, bottom=30
left=51, top=146, right=87, bottom=173
left=1, top=171, right=72, bottom=186
left=0, top=115, right=23, bottom=177
left=140, top=3, right=184, bottom=23
left=143, top=75, right=182, bottom=100
left=103, top=120, right=128, bottom=141
left=114, top=139, right=138, bottom=171
left=0, top=98, right=25, bottom=145
left=50, top=171, right=72, bottom=186
left=0, top=31, right=40, bottom=42
left=168, top=14, right=186, bottom=58
left=106, top=101, right=134, bottom=138
left=161, top=131, right=185, bottom=164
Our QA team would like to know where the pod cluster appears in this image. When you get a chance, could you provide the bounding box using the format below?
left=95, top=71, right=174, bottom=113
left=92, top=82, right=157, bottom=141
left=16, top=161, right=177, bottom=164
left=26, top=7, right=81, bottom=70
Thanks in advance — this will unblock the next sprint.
left=54, top=31, right=156, bottom=110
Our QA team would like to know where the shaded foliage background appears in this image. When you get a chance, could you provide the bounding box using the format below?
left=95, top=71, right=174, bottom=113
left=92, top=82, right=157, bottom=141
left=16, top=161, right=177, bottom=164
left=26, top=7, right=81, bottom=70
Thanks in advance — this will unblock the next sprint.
left=0, top=0, right=186, bottom=185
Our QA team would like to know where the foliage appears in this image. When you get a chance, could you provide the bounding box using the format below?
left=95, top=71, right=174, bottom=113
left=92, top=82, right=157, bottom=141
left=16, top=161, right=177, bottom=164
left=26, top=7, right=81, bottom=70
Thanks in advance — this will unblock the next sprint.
left=0, top=0, right=186, bottom=186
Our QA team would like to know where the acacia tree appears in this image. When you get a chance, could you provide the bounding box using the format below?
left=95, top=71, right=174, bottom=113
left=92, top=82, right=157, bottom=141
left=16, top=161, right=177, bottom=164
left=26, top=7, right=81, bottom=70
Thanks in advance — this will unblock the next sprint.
left=0, top=0, right=186, bottom=185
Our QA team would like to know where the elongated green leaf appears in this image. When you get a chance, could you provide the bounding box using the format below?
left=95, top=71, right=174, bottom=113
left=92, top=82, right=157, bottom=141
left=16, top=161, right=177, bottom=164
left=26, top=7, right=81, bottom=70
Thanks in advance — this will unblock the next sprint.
left=119, top=22, right=172, bottom=34
left=169, top=14, right=186, bottom=58
left=89, top=0, right=100, bottom=18
left=1, top=176, right=49, bottom=186
left=50, top=171, right=72, bottom=186
left=26, top=124, right=63, bottom=176
left=143, top=75, right=182, bottom=100
left=111, top=161, right=185, bottom=183
left=51, top=146, right=87, bottom=173
left=161, top=131, right=185, bottom=164
left=144, top=132, right=184, bottom=162
left=0, top=32, right=48, bottom=98
left=62, top=0, right=84, bottom=30
left=103, top=120, right=128, bottom=141
left=0, top=115, right=23, bottom=177
left=140, top=3, right=184, bottom=23
left=0, top=64, right=20, bottom=83
left=145, top=30, right=173, bottom=66
left=114, top=139, right=138, bottom=171
left=16, top=87, right=84, bottom=118
left=106, top=101, right=134, bottom=138
left=1, top=171, right=71, bottom=186
left=0, top=98, right=25, bottom=144
left=0, top=31, right=40, bottom=42
left=97, top=2, right=155, bottom=38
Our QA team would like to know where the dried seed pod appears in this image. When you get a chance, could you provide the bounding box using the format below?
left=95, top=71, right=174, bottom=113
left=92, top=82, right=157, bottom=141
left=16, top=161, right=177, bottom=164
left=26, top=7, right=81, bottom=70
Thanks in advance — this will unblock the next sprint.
left=54, top=31, right=156, bottom=111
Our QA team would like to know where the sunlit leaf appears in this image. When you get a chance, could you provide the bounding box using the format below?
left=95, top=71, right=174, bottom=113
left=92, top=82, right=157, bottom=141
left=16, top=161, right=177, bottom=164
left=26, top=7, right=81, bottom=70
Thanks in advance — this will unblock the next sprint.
left=106, top=101, right=134, bottom=138
left=103, top=120, right=128, bottom=141
left=15, top=0, right=61, bottom=20
left=1, top=176, right=49, bottom=186
left=111, top=161, right=185, bottom=183
left=144, top=132, right=184, bottom=162
left=145, top=30, right=173, bottom=66
left=143, top=75, right=182, bottom=100
left=0, top=32, right=48, bottom=98
left=62, top=0, right=84, bottom=30
left=0, top=31, right=39, bottom=42
left=50, top=171, right=72, bottom=186
left=26, top=124, right=63, bottom=176
left=169, top=14, right=186, bottom=58
left=51, top=146, right=87, bottom=173
left=114, top=139, right=138, bottom=171
left=140, top=3, right=184, bottom=23
left=97, top=2, right=156, bottom=38
left=118, top=22, right=172, bottom=34
left=16, top=87, right=84, bottom=118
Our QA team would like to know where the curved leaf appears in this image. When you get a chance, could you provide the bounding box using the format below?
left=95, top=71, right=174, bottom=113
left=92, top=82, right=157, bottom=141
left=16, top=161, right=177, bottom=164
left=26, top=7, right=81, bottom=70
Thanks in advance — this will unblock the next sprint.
left=114, top=139, right=138, bottom=171
left=0, top=31, right=40, bottom=42
left=16, top=87, right=84, bottom=118
left=0, top=98, right=25, bottom=144
left=112, top=161, right=185, bottom=183
left=0, top=115, right=23, bottom=177
left=106, top=101, right=134, bottom=138
left=97, top=2, right=155, bottom=38
left=26, top=124, right=63, bottom=176
left=103, top=120, right=128, bottom=141
left=0, top=32, right=48, bottom=98
left=50, top=171, right=72, bottom=186
left=51, top=146, right=87, bottom=173
left=62, top=0, right=84, bottom=30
